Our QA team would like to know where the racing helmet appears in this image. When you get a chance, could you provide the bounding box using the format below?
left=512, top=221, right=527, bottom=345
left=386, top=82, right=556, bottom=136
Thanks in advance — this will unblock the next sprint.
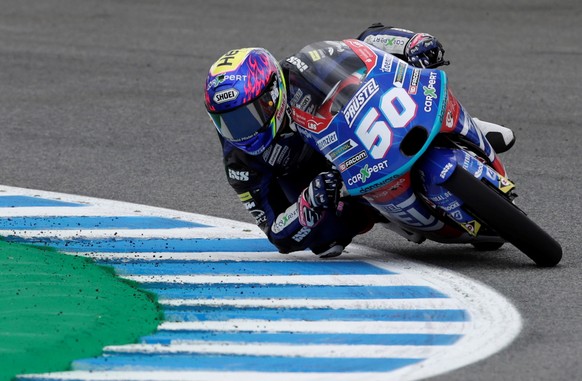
left=205, top=48, right=287, bottom=155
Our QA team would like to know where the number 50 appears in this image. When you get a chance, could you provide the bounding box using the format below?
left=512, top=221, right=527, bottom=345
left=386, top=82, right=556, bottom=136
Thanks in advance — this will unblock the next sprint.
left=354, top=87, right=417, bottom=159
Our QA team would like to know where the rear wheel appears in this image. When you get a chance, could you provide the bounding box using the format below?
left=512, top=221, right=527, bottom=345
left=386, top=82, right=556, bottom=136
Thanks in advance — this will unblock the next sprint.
left=443, top=167, right=562, bottom=267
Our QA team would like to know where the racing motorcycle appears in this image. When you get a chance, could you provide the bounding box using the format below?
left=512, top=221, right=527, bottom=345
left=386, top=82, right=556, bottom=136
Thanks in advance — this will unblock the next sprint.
left=290, top=39, right=562, bottom=267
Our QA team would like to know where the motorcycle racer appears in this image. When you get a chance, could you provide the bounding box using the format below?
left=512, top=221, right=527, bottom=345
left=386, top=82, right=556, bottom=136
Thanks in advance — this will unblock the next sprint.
left=203, top=24, right=515, bottom=258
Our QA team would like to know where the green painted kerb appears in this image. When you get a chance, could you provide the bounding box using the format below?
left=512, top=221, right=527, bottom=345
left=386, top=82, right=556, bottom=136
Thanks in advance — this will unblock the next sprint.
left=0, top=239, right=163, bottom=381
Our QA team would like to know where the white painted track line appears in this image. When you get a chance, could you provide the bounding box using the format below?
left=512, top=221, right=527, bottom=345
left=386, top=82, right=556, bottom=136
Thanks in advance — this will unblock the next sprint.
left=122, top=274, right=417, bottom=286
left=158, top=320, right=470, bottom=334
left=159, top=298, right=463, bottom=309
left=103, top=342, right=437, bottom=358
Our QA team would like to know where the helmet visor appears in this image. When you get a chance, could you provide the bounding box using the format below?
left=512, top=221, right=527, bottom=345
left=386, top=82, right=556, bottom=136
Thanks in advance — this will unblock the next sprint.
left=209, top=76, right=279, bottom=142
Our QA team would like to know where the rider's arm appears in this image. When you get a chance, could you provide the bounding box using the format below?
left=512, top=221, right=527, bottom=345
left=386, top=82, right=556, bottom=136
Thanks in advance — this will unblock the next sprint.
left=357, top=22, right=449, bottom=68
left=221, top=141, right=331, bottom=254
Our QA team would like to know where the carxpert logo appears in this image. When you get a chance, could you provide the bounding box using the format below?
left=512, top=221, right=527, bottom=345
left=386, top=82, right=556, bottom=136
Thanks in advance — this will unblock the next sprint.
left=423, top=71, right=438, bottom=112
left=271, top=204, right=299, bottom=234
left=347, top=160, right=388, bottom=186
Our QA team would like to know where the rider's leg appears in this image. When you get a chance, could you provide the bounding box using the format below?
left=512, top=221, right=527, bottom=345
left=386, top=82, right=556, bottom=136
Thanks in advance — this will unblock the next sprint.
left=309, top=199, right=383, bottom=258
left=472, top=118, right=516, bottom=153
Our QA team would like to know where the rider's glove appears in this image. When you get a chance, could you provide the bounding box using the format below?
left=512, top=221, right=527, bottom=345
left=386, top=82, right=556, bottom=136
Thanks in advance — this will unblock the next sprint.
left=405, top=33, right=450, bottom=68
left=298, top=171, right=342, bottom=227
left=307, top=171, right=342, bottom=210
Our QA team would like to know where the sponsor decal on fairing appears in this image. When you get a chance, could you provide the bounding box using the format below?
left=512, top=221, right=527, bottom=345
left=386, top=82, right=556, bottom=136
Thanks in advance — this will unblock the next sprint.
left=338, top=150, right=368, bottom=172
left=423, top=71, right=438, bottom=112
left=408, top=69, right=420, bottom=95
left=325, top=139, right=358, bottom=161
left=343, top=79, right=380, bottom=127
left=439, top=163, right=454, bottom=179
left=380, top=54, right=394, bottom=73
left=380, top=193, right=444, bottom=230
left=393, top=60, right=408, bottom=88
left=316, top=132, right=338, bottom=150
left=347, top=160, right=389, bottom=186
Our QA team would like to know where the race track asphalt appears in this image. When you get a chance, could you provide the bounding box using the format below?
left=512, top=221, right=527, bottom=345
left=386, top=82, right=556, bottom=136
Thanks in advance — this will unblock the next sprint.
left=0, top=0, right=581, bottom=380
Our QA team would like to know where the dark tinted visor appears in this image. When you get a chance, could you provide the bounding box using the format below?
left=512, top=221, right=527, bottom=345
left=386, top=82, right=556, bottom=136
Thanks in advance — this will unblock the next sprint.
left=209, top=75, right=278, bottom=142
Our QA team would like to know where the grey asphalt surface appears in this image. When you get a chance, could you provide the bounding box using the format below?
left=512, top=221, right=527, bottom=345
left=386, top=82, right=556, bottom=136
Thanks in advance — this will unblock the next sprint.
left=1, top=0, right=581, bottom=380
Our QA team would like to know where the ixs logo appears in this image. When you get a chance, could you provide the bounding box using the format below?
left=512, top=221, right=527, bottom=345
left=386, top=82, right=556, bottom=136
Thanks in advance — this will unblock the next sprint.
left=213, top=88, right=239, bottom=104
left=228, top=168, right=249, bottom=181
left=343, top=79, right=380, bottom=127
left=423, top=71, right=438, bottom=112
left=286, top=56, right=308, bottom=72
left=316, top=132, right=338, bottom=150
left=292, top=226, right=311, bottom=242
left=347, top=160, right=388, bottom=186
left=338, top=150, right=368, bottom=172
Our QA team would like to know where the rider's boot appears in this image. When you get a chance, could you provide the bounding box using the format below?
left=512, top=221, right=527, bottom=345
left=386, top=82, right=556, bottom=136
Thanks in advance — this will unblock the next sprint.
left=473, top=118, right=516, bottom=153
left=315, top=244, right=344, bottom=258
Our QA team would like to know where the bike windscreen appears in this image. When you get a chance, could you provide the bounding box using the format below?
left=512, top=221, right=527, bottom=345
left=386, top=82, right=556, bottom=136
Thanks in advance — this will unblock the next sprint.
left=286, top=41, right=369, bottom=117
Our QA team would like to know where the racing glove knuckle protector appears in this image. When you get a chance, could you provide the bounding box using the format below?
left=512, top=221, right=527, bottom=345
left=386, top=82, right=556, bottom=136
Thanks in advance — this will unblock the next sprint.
left=298, top=171, right=342, bottom=227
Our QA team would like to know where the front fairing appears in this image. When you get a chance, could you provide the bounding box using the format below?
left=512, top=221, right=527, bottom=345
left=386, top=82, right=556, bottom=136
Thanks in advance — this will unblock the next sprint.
left=293, top=40, right=449, bottom=196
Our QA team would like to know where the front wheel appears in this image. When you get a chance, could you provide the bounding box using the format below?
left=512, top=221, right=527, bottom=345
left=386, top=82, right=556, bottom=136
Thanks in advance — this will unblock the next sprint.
left=443, top=167, right=562, bottom=267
